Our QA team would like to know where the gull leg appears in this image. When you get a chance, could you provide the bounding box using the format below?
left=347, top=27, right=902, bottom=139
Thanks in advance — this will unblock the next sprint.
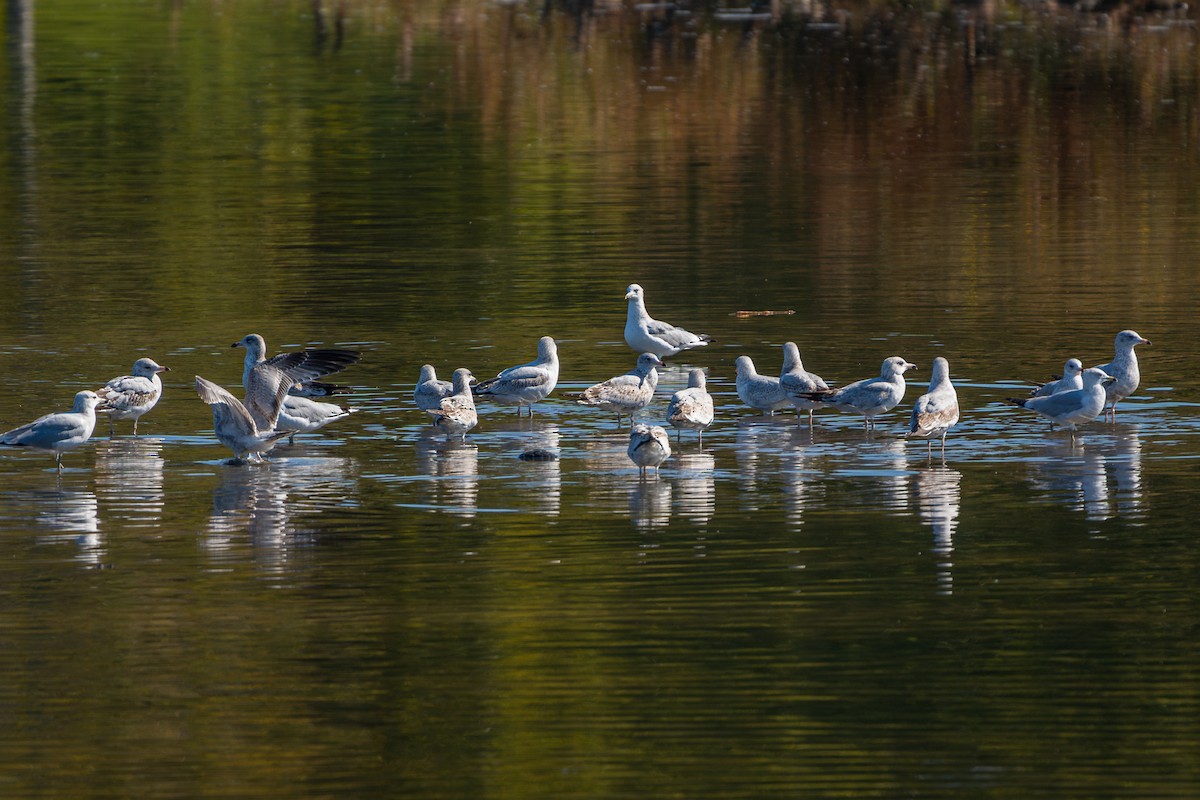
left=55, top=453, right=64, bottom=473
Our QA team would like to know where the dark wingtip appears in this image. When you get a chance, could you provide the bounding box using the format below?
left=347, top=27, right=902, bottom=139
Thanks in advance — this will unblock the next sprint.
left=1004, top=398, right=1027, bottom=408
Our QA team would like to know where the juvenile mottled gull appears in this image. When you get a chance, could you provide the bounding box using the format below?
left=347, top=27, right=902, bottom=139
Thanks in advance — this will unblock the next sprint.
left=1092, top=329, right=1151, bottom=420
left=779, top=341, right=830, bottom=425
left=0, top=390, right=103, bottom=472
left=798, top=356, right=917, bottom=431
left=624, top=283, right=710, bottom=359
left=97, top=357, right=170, bottom=436
left=473, top=336, right=559, bottom=417
left=233, top=334, right=360, bottom=398
left=276, top=396, right=358, bottom=444
left=735, top=355, right=791, bottom=415
left=627, top=423, right=672, bottom=476
left=576, top=352, right=662, bottom=427
left=414, top=364, right=453, bottom=423
left=428, top=368, right=478, bottom=441
left=1005, top=367, right=1115, bottom=431
left=906, top=356, right=960, bottom=457
left=195, top=374, right=294, bottom=463
left=667, top=368, right=714, bottom=443
left=1030, top=358, right=1084, bottom=398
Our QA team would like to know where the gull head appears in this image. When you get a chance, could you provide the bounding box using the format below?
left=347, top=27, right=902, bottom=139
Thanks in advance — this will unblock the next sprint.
left=930, top=356, right=951, bottom=382
left=450, top=368, right=475, bottom=391
left=536, top=336, right=558, bottom=359
left=1063, top=358, right=1084, bottom=376
left=734, top=355, right=756, bottom=377
left=232, top=334, right=267, bottom=358
left=1083, top=367, right=1117, bottom=388
left=624, top=284, right=644, bottom=303
left=686, top=368, right=707, bottom=389
left=882, top=356, right=917, bottom=377
left=1117, top=330, right=1152, bottom=348
left=636, top=352, right=664, bottom=372
left=781, top=342, right=803, bottom=371
left=132, top=357, right=170, bottom=377
left=73, top=390, right=103, bottom=413
left=418, top=364, right=438, bottom=382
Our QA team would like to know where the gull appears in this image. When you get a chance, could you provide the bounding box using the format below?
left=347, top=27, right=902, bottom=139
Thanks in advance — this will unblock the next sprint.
left=624, top=283, right=710, bottom=359
left=1092, top=329, right=1152, bottom=421
left=797, top=356, right=917, bottom=431
left=96, top=357, right=170, bottom=436
left=233, top=334, right=360, bottom=398
left=0, top=390, right=103, bottom=472
left=735, top=355, right=791, bottom=415
left=667, top=368, right=714, bottom=443
left=1030, top=358, right=1084, bottom=398
left=473, top=336, right=559, bottom=417
left=276, top=397, right=358, bottom=444
left=576, top=352, right=662, bottom=427
left=627, top=423, right=672, bottom=477
left=414, top=364, right=453, bottom=423
left=1005, top=367, right=1115, bottom=431
left=427, top=368, right=478, bottom=441
left=779, top=341, right=830, bottom=425
left=906, top=356, right=960, bottom=457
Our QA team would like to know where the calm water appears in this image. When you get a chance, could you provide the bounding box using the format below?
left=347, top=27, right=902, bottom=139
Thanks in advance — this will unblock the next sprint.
left=0, top=0, right=1199, bottom=797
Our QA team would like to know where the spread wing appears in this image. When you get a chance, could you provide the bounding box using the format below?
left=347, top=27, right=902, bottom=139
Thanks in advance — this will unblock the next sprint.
left=195, top=376, right=259, bottom=435
left=243, top=365, right=296, bottom=430
left=264, top=349, right=361, bottom=385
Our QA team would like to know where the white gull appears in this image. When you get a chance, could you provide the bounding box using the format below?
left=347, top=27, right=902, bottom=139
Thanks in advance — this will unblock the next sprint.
left=428, top=368, right=478, bottom=441
left=1006, top=367, right=1115, bottom=431
left=576, top=352, right=662, bottom=427
left=735, top=355, right=791, bottom=415
left=797, top=356, right=917, bottom=431
left=627, top=423, right=672, bottom=477
left=779, top=341, right=830, bottom=425
left=97, top=357, right=170, bottom=436
left=0, top=390, right=103, bottom=471
left=1092, top=329, right=1151, bottom=420
left=624, top=283, right=710, bottom=359
left=906, top=356, right=960, bottom=457
left=1030, top=358, right=1084, bottom=398
left=667, top=368, right=714, bottom=443
left=414, top=364, right=453, bottom=423
left=473, top=336, right=559, bottom=417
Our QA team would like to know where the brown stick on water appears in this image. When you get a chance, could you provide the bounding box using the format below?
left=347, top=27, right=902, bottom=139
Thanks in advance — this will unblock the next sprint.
left=732, top=310, right=795, bottom=318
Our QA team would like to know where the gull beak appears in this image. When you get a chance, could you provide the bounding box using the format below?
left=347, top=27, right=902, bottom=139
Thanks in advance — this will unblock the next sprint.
left=158, top=366, right=171, bottom=373
left=1142, top=338, right=1153, bottom=346
left=231, top=342, right=241, bottom=349
left=624, top=290, right=636, bottom=300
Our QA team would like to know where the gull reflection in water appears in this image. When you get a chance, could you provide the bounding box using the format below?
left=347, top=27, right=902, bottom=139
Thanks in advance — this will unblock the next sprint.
left=671, top=451, right=715, bottom=525
left=630, top=477, right=672, bottom=529
left=1027, top=428, right=1143, bottom=522
left=912, top=466, right=961, bottom=595
left=577, top=435, right=673, bottom=528
left=516, top=428, right=562, bottom=516
left=30, top=488, right=103, bottom=564
left=735, top=420, right=788, bottom=512
left=781, top=428, right=824, bottom=529
left=93, top=437, right=165, bottom=527
left=415, top=436, right=479, bottom=518
left=206, top=456, right=358, bottom=564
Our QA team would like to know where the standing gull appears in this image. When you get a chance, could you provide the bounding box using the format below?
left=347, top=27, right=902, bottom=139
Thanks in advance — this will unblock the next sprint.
left=414, top=364, right=453, bottom=423
left=1006, top=367, right=1114, bottom=431
left=797, top=356, right=917, bottom=432
left=97, top=357, right=170, bottom=436
left=1030, top=358, right=1084, bottom=398
left=735, top=355, right=791, bottom=416
left=427, top=368, right=478, bottom=441
left=906, top=356, right=960, bottom=458
left=624, top=283, right=710, bottom=359
left=779, top=341, right=830, bottom=425
left=0, top=390, right=103, bottom=472
left=627, top=423, right=672, bottom=477
left=233, top=334, right=361, bottom=398
left=667, top=368, right=714, bottom=443
left=1092, top=329, right=1151, bottom=420
left=576, top=352, right=662, bottom=427
left=473, top=336, right=559, bottom=417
